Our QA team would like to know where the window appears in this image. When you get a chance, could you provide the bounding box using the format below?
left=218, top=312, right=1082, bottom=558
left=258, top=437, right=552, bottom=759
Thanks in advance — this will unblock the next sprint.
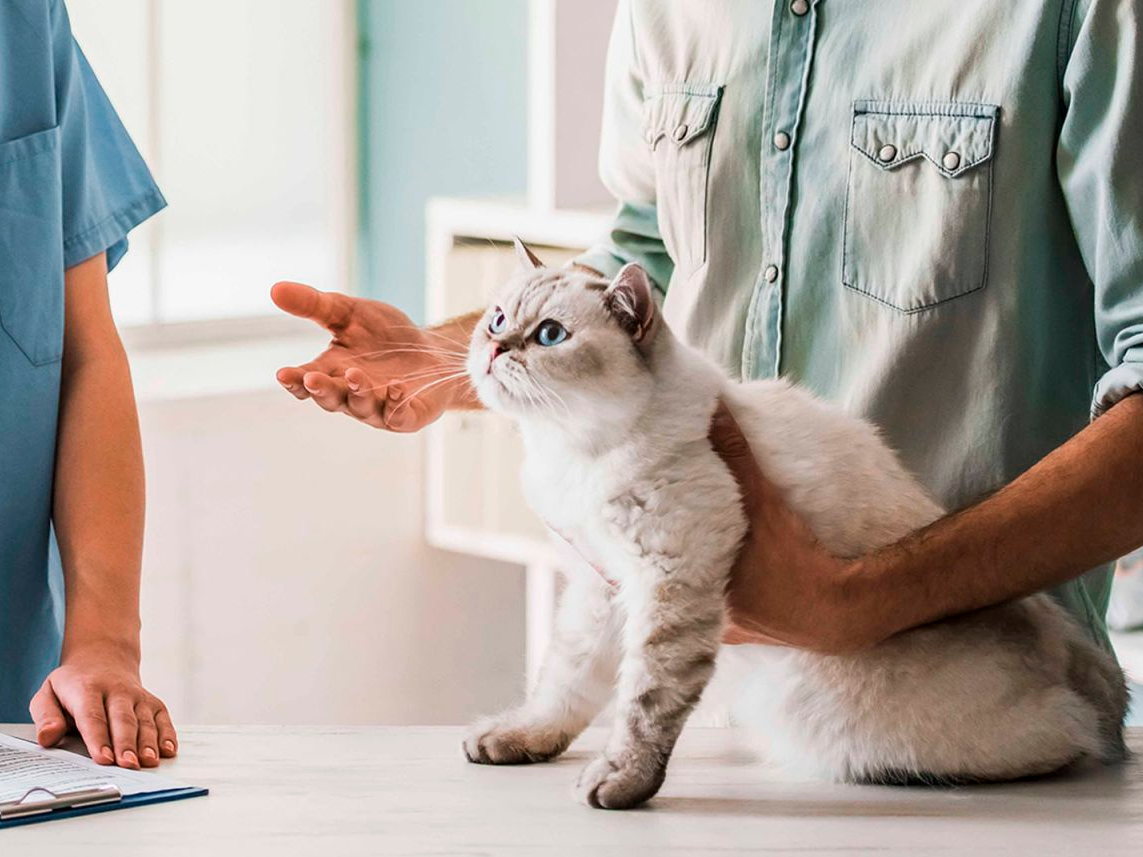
left=67, top=0, right=356, bottom=328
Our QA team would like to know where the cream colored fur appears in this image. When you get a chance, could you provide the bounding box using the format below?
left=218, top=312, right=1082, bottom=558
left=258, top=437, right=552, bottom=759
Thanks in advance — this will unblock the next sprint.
left=461, top=255, right=1128, bottom=809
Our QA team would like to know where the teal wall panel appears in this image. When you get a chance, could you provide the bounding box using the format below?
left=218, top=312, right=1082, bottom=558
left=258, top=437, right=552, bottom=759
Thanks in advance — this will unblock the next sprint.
left=358, top=0, right=528, bottom=320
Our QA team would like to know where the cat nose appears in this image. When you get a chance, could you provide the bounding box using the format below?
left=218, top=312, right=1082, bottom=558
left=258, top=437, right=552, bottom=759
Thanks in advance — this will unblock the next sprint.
left=491, top=343, right=506, bottom=360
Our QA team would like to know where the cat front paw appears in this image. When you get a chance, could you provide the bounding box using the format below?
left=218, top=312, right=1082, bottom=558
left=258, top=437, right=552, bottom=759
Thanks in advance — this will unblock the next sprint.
left=462, top=715, right=571, bottom=765
left=573, top=752, right=667, bottom=810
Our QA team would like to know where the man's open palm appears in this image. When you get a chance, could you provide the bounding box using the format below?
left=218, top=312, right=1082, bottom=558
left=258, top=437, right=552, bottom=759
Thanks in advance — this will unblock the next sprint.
left=271, top=282, right=473, bottom=432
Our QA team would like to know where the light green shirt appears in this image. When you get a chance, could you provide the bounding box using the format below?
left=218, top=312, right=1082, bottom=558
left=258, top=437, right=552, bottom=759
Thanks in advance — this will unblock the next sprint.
left=578, top=0, right=1143, bottom=649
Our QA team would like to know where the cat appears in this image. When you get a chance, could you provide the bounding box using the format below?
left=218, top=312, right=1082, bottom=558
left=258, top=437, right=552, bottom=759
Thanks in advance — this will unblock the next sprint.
left=460, top=239, right=1129, bottom=810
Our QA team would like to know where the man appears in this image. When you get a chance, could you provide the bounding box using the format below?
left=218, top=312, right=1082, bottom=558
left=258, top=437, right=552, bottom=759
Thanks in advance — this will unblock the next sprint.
left=273, top=0, right=1143, bottom=655
left=1, top=0, right=177, bottom=767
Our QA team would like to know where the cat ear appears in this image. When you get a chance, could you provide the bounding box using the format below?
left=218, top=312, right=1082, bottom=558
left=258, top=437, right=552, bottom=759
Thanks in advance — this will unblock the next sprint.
left=513, top=236, right=544, bottom=270
left=604, top=263, right=657, bottom=343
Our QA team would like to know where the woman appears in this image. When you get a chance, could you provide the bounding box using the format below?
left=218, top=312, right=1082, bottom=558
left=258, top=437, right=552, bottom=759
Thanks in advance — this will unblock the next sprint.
left=1, top=0, right=176, bottom=768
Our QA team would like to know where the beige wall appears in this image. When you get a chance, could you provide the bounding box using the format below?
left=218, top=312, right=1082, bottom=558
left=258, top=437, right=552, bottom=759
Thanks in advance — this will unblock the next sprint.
left=134, top=389, right=525, bottom=725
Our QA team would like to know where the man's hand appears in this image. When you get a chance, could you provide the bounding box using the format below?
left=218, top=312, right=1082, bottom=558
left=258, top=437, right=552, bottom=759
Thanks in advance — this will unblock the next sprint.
left=708, top=403, right=866, bottom=653
left=710, top=393, right=1143, bottom=654
left=271, top=282, right=479, bottom=432
left=30, top=644, right=177, bottom=769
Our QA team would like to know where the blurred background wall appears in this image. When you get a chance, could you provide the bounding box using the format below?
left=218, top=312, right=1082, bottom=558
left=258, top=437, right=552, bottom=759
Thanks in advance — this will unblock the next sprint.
left=357, top=0, right=528, bottom=320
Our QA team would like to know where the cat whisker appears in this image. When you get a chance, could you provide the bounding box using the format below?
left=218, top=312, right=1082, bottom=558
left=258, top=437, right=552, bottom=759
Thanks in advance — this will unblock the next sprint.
left=355, top=365, right=470, bottom=395
left=386, top=325, right=472, bottom=351
left=350, top=344, right=467, bottom=359
left=387, top=371, right=472, bottom=415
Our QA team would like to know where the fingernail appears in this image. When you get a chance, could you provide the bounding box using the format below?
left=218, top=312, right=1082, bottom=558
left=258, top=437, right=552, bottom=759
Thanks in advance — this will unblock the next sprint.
left=346, top=377, right=359, bottom=392
left=122, top=750, right=139, bottom=767
left=163, top=739, right=176, bottom=754
left=388, top=387, right=401, bottom=401
left=101, top=746, right=114, bottom=763
left=143, top=747, right=158, bottom=762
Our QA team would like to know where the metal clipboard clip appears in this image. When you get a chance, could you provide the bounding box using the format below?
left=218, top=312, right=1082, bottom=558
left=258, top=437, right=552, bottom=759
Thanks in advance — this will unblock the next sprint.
left=0, top=784, right=122, bottom=820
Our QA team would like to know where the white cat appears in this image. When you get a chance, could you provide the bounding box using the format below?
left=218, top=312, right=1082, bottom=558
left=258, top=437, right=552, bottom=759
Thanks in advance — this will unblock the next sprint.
left=461, top=242, right=1128, bottom=810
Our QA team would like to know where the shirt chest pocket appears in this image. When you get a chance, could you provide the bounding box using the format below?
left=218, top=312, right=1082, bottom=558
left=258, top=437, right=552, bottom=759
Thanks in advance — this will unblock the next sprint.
left=0, top=127, right=65, bottom=366
left=642, top=84, right=724, bottom=277
left=843, top=101, right=998, bottom=313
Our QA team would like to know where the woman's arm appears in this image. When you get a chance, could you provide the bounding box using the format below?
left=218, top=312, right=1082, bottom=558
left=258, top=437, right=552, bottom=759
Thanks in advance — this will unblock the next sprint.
left=29, top=252, right=177, bottom=768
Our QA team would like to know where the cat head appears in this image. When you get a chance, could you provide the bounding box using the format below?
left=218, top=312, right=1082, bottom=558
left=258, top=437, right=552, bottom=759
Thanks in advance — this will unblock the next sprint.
left=466, top=239, right=662, bottom=428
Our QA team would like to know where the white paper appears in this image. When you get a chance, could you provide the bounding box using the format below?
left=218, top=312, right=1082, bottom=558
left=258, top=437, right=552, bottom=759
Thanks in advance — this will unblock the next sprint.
left=0, top=732, right=187, bottom=805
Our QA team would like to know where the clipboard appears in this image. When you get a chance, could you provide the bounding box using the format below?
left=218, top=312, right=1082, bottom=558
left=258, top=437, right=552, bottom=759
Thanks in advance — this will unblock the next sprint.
left=0, top=782, right=207, bottom=829
left=0, top=732, right=207, bottom=830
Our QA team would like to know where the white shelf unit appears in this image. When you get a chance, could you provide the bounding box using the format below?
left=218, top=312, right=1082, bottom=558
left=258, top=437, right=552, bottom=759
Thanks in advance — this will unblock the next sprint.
left=424, top=197, right=613, bottom=685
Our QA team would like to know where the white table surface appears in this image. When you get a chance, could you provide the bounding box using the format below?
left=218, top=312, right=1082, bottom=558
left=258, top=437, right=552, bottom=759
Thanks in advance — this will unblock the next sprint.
left=3, top=725, right=1142, bottom=856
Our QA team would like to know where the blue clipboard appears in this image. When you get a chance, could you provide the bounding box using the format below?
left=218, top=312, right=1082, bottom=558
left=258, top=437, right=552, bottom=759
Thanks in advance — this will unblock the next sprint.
left=0, top=783, right=208, bottom=829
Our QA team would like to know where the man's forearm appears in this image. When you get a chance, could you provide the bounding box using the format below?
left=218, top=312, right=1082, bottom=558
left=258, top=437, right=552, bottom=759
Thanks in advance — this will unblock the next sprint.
left=54, top=256, right=145, bottom=663
left=850, top=393, right=1143, bottom=639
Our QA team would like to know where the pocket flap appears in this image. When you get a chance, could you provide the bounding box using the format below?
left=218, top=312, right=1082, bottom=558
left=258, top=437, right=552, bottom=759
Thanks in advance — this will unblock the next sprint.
left=850, top=101, right=998, bottom=178
left=642, top=83, right=723, bottom=149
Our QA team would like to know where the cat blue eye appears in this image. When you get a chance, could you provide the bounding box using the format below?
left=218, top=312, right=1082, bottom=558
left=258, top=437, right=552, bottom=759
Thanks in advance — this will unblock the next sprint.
left=535, top=320, right=568, bottom=347
left=488, top=308, right=507, bottom=335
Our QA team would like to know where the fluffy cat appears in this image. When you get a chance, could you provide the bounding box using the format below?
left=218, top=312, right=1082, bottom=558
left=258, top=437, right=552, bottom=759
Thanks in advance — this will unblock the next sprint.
left=460, top=241, right=1129, bottom=810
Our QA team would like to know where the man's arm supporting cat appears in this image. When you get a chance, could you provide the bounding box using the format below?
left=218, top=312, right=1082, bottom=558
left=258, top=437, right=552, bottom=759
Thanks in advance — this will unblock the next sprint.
left=711, top=394, right=1143, bottom=653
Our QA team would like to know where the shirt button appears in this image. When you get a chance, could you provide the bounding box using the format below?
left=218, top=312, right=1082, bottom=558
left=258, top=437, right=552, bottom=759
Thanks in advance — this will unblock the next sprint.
left=764, top=265, right=779, bottom=283
left=878, top=144, right=898, bottom=162
left=791, top=0, right=810, bottom=15
left=673, top=124, right=689, bottom=142
left=773, top=131, right=791, bottom=151
left=942, top=151, right=961, bottom=171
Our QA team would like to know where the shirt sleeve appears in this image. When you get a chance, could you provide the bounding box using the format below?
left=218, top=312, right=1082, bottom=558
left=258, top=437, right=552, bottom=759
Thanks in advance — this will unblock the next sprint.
left=52, top=0, right=166, bottom=271
left=574, top=0, right=674, bottom=295
left=1057, top=0, right=1143, bottom=419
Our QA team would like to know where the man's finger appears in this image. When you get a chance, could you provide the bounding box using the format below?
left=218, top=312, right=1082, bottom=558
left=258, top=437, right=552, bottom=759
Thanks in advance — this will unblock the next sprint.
left=155, top=706, right=179, bottom=758
left=71, top=692, right=115, bottom=765
left=708, top=400, right=766, bottom=518
left=136, top=706, right=160, bottom=768
left=29, top=684, right=68, bottom=748
left=303, top=372, right=350, bottom=413
left=271, top=282, right=354, bottom=331
left=107, top=694, right=141, bottom=770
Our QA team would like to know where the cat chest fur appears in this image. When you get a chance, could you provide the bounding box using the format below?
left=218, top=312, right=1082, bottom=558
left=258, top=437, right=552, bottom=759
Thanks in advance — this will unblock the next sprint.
left=520, top=428, right=745, bottom=587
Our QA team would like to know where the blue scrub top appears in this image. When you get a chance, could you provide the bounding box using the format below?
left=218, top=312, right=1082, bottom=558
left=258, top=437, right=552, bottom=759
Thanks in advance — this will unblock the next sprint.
left=0, top=0, right=166, bottom=721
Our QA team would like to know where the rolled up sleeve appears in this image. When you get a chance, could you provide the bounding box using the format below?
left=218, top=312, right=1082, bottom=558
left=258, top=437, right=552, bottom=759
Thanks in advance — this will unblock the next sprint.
left=574, top=0, right=673, bottom=294
left=1056, top=0, right=1143, bottom=419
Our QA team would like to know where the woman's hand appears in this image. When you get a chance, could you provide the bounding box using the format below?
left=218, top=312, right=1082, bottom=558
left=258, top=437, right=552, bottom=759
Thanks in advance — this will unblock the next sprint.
left=29, top=642, right=177, bottom=769
left=271, top=282, right=478, bottom=432
left=708, top=401, right=880, bottom=654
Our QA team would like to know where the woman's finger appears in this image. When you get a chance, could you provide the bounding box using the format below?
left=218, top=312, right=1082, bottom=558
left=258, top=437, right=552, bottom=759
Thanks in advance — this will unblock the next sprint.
left=29, top=683, right=69, bottom=748
left=106, top=693, right=141, bottom=769
left=277, top=366, right=313, bottom=400
left=136, top=705, right=160, bottom=767
left=155, top=705, right=179, bottom=758
left=303, top=372, right=349, bottom=413
left=345, top=368, right=383, bottom=422
left=70, top=690, right=115, bottom=765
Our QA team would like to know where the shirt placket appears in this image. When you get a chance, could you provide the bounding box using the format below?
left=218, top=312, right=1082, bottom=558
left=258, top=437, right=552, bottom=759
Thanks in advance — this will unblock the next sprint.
left=742, top=0, right=820, bottom=380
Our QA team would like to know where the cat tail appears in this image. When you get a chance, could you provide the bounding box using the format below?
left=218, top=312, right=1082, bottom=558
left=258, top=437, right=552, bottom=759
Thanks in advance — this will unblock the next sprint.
left=1066, top=637, right=1131, bottom=763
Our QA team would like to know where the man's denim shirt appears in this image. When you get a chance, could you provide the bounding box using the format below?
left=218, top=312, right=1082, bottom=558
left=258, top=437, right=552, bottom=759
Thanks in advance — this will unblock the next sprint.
left=578, top=0, right=1143, bottom=648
